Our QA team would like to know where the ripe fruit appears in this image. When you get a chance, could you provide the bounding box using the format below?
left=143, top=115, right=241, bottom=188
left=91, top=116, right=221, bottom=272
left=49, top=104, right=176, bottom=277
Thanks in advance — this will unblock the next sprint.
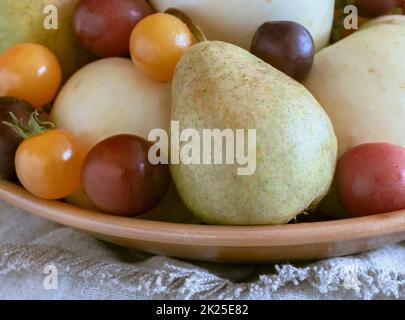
left=336, top=143, right=405, bottom=217
left=251, top=21, right=314, bottom=81
left=82, top=134, right=170, bottom=216
left=0, top=0, right=94, bottom=80
left=0, top=97, right=35, bottom=179
left=0, top=43, right=62, bottom=108
left=150, top=0, right=335, bottom=52
left=51, top=58, right=171, bottom=154
left=73, top=0, right=154, bottom=57
left=171, top=41, right=337, bottom=225
left=304, top=19, right=405, bottom=216
left=129, top=13, right=195, bottom=82
left=5, top=111, right=84, bottom=199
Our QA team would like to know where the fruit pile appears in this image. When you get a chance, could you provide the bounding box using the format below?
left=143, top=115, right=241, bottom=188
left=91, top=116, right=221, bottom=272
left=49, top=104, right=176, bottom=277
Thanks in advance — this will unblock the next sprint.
left=1, top=0, right=405, bottom=225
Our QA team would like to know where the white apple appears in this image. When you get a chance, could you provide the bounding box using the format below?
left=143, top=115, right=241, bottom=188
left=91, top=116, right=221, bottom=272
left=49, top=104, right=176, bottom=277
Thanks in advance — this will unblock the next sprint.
left=150, top=0, right=335, bottom=52
left=51, top=58, right=171, bottom=153
left=305, top=18, right=405, bottom=157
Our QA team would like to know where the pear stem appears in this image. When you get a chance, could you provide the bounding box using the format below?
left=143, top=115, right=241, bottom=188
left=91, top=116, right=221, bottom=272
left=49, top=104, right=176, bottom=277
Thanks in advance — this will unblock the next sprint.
left=165, top=8, right=207, bottom=43
left=2, top=111, right=55, bottom=140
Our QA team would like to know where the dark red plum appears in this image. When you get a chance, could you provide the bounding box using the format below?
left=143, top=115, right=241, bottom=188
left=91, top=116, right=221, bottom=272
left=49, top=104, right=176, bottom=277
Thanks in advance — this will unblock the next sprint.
left=82, top=134, right=170, bottom=216
left=73, top=0, right=155, bottom=57
left=251, top=21, right=314, bottom=82
left=0, top=97, right=35, bottom=180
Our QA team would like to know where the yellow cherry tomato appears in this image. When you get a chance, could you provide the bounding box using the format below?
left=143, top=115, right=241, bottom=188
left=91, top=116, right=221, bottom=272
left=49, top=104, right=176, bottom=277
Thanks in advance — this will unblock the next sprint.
left=15, top=128, right=84, bottom=200
left=129, top=13, right=195, bottom=82
left=0, top=43, right=62, bottom=108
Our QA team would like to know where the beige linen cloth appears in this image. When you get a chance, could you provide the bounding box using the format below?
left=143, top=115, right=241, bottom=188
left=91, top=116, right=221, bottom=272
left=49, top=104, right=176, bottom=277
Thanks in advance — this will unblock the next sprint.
left=0, top=200, right=404, bottom=300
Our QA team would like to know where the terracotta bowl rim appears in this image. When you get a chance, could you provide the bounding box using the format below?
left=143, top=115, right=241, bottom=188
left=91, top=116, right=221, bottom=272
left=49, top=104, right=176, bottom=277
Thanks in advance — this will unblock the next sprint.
left=1, top=179, right=404, bottom=247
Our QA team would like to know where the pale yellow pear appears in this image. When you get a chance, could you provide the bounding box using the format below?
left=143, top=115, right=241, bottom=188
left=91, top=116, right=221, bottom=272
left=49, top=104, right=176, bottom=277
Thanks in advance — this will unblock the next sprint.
left=170, top=41, right=337, bottom=225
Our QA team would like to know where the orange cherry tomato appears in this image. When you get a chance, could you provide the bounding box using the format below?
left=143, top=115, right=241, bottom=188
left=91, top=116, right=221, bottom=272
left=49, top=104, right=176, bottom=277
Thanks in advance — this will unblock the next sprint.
left=129, top=13, right=195, bottom=82
left=0, top=43, right=62, bottom=108
left=15, top=129, right=84, bottom=200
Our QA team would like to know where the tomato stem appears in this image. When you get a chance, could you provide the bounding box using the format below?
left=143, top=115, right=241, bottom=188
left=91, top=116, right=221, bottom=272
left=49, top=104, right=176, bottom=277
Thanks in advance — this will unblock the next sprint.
left=2, top=111, right=55, bottom=140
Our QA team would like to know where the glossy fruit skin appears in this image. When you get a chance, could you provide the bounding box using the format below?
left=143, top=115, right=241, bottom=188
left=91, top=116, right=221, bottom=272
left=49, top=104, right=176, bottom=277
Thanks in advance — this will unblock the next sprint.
left=336, top=143, right=405, bottom=217
left=0, top=43, right=62, bottom=108
left=130, top=13, right=195, bottom=82
left=74, top=0, right=154, bottom=57
left=250, top=21, right=314, bottom=82
left=355, top=0, right=401, bottom=18
left=82, top=134, right=170, bottom=216
left=15, top=129, right=84, bottom=200
left=0, top=97, right=35, bottom=179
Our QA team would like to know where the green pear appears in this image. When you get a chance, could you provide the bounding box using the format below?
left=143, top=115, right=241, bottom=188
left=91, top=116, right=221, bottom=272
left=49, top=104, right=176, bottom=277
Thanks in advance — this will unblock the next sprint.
left=0, top=0, right=94, bottom=80
left=170, top=41, right=337, bottom=225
